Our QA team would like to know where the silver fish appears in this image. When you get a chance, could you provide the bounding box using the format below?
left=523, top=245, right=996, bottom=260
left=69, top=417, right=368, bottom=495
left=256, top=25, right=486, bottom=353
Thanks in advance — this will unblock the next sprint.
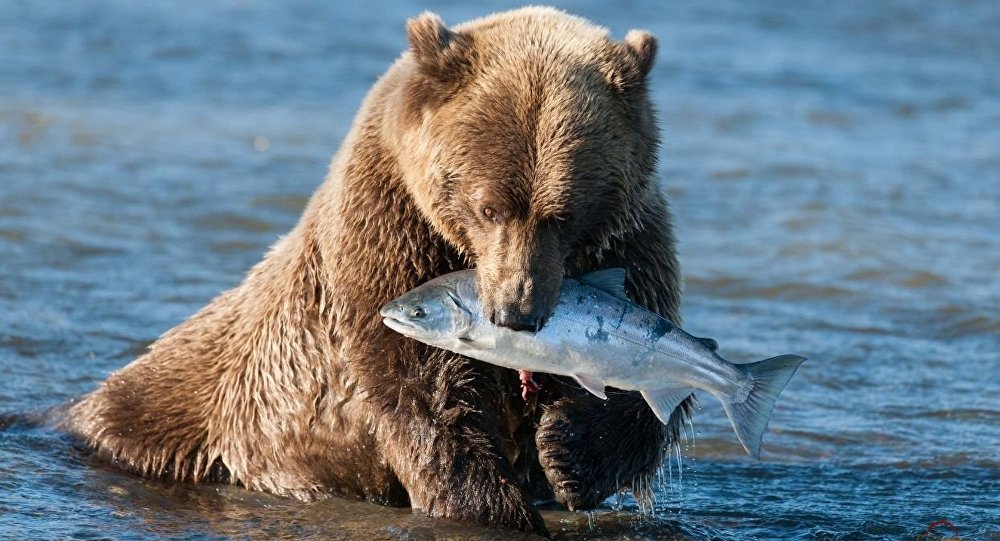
left=380, top=269, right=805, bottom=459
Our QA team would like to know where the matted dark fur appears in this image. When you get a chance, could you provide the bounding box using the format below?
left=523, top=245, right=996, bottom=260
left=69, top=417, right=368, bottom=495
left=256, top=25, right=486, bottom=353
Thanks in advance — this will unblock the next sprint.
left=61, top=7, right=688, bottom=536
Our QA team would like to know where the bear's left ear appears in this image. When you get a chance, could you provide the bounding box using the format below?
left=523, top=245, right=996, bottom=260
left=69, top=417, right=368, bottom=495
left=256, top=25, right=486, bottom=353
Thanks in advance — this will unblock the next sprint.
left=406, top=12, right=474, bottom=85
left=607, top=30, right=658, bottom=92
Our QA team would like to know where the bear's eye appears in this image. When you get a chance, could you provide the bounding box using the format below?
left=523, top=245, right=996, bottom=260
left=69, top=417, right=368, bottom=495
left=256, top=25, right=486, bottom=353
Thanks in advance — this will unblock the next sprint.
left=481, top=206, right=501, bottom=223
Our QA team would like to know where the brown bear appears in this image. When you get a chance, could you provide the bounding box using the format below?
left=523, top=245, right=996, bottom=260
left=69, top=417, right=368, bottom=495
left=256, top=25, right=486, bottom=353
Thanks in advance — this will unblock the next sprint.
left=61, top=7, right=687, bottom=536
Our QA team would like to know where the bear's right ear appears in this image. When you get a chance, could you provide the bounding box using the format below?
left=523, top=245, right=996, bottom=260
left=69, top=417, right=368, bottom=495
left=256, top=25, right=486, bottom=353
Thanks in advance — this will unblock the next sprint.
left=406, top=12, right=474, bottom=85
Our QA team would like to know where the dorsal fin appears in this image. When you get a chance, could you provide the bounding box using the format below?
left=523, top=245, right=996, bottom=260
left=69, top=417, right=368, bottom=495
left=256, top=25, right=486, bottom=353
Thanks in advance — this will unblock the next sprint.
left=578, top=268, right=629, bottom=300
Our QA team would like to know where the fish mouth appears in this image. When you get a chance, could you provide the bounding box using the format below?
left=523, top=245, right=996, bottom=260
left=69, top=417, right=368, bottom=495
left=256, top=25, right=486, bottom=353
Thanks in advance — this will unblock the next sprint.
left=379, top=302, right=419, bottom=335
left=381, top=315, right=421, bottom=336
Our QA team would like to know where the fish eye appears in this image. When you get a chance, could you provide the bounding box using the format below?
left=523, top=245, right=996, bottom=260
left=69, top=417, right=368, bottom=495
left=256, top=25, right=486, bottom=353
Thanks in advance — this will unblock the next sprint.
left=409, top=306, right=425, bottom=319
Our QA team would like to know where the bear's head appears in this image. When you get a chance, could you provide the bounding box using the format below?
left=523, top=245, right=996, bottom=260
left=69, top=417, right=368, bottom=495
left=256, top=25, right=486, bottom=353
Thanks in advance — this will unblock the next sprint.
left=395, top=7, right=659, bottom=331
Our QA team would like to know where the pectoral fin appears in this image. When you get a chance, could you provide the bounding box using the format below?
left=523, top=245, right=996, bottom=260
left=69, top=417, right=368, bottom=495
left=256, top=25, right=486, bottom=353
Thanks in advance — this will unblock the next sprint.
left=640, top=387, right=695, bottom=424
left=572, top=374, right=607, bottom=399
left=458, top=334, right=495, bottom=350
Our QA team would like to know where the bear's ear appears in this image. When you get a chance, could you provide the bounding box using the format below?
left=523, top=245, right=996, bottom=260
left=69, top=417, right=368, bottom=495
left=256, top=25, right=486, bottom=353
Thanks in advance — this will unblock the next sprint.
left=607, top=30, right=658, bottom=92
left=406, top=12, right=474, bottom=84
left=624, top=30, right=658, bottom=78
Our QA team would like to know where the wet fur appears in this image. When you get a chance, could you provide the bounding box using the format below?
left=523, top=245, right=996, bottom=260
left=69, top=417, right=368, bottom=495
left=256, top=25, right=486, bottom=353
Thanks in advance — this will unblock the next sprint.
left=61, top=7, right=687, bottom=535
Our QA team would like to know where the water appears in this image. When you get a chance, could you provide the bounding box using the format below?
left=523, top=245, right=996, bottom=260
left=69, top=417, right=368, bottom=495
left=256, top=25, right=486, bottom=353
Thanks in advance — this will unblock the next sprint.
left=2, top=0, right=998, bottom=539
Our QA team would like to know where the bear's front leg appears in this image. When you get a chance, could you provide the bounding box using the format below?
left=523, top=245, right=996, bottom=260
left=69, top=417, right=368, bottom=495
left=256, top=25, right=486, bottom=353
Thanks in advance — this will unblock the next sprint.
left=535, top=386, right=692, bottom=510
left=537, top=196, right=687, bottom=510
left=369, top=350, right=548, bottom=536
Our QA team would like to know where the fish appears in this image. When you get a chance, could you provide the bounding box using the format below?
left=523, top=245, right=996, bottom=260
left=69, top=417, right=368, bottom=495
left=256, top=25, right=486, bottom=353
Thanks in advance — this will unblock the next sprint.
left=380, top=268, right=805, bottom=459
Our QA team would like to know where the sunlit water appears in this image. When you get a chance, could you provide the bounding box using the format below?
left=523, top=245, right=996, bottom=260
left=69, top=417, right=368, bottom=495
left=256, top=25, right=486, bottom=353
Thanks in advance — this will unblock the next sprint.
left=2, top=1, right=998, bottom=539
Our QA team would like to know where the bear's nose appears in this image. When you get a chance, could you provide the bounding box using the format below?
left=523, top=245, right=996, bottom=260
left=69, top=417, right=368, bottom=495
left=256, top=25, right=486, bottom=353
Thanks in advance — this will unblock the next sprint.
left=493, top=307, right=546, bottom=332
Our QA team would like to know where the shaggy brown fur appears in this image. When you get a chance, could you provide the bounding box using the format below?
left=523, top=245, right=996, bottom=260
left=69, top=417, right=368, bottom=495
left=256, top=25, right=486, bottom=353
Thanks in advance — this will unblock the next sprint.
left=62, top=7, right=687, bottom=535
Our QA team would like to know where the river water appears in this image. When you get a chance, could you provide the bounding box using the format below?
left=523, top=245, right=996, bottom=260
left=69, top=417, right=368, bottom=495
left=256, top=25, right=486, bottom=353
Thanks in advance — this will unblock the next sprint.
left=1, top=1, right=998, bottom=539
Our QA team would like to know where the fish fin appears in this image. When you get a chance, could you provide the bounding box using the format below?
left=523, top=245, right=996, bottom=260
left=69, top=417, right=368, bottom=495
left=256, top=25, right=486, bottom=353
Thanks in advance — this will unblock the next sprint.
left=640, top=387, right=695, bottom=424
left=578, top=268, right=629, bottom=300
left=694, top=335, right=719, bottom=351
left=458, top=334, right=495, bottom=350
left=720, top=354, right=806, bottom=459
left=572, top=374, right=607, bottom=399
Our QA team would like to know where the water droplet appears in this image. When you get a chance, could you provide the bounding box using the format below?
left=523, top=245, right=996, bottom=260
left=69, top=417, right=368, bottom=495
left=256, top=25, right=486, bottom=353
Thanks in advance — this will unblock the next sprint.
left=253, top=135, right=270, bottom=152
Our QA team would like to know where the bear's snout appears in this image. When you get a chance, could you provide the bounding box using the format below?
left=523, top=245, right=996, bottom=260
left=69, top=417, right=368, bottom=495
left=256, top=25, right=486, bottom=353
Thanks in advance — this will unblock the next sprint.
left=476, top=225, right=564, bottom=333
left=493, top=303, right=545, bottom=332
left=482, top=273, right=559, bottom=333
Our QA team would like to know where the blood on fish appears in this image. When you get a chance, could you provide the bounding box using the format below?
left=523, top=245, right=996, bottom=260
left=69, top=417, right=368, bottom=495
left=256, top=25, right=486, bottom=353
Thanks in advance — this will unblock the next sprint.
left=519, top=369, right=542, bottom=400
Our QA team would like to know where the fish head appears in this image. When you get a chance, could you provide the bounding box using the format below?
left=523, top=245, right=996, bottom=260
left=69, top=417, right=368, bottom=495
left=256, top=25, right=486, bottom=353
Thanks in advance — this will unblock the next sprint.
left=380, top=272, right=478, bottom=346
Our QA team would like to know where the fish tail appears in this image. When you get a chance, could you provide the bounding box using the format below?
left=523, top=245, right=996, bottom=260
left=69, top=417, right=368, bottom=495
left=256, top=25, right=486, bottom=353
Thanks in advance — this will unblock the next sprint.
left=719, top=354, right=806, bottom=459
